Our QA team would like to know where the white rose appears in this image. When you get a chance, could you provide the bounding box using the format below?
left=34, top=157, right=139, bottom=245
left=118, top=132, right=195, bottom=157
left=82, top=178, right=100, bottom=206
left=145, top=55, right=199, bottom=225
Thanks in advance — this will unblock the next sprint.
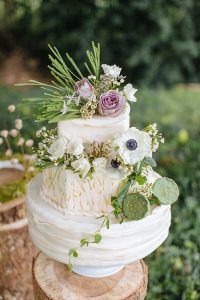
left=71, top=158, right=90, bottom=177
left=17, top=137, right=25, bottom=146
left=123, top=84, right=137, bottom=102
left=9, top=129, right=18, bottom=137
left=25, top=139, right=34, bottom=147
left=1, top=130, right=8, bottom=138
left=101, top=64, right=121, bottom=77
left=47, top=137, right=68, bottom=161
left=66, top=139, right=84, bottom=156
left=15, top=119, right=23, bottom=130
left=8, top=105, right=16, bottom=113
left=92, top=157, right=107, bottom=173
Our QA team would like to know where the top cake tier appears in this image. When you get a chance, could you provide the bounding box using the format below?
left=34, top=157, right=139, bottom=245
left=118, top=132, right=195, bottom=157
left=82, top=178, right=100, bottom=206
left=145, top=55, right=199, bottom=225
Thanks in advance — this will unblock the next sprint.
left=58, top=104, right=130, bottom=143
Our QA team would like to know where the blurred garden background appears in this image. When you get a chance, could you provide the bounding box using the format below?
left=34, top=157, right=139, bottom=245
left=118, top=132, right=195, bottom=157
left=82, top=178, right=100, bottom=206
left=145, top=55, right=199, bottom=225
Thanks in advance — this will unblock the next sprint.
left=0, top=1, right=200, bottom=299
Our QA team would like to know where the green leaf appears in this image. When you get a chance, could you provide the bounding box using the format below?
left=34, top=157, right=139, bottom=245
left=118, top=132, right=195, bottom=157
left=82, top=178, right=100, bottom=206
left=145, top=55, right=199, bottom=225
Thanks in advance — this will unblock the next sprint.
left=152, top=177, right=179, bottom=205
left=80, top=239, right=89, bottom=247
left=73, top=250, right=78, bottom=257
left=68, top=248, right=77, bottom=256
left=135, top=175, right=147, bottom=185
left=94, top=233, right=102, bottom=243
left=106, top=219, right=110, bottom=229
left=143, top=156, right=157, bottom=168
left=123, top=193, right=149, bottom=220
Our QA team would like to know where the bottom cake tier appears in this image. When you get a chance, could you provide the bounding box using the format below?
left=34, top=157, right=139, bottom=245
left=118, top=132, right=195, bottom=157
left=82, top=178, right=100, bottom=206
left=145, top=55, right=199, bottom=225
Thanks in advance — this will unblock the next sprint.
left=26, top=174, right=171, bottom=277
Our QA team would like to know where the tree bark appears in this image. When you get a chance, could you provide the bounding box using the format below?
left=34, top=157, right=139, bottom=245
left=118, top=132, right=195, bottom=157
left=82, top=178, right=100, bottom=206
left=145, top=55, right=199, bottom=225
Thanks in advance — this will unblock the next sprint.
left=32, top=252, right=148, bottom=300
left=0, top=167, right=36, bottom=300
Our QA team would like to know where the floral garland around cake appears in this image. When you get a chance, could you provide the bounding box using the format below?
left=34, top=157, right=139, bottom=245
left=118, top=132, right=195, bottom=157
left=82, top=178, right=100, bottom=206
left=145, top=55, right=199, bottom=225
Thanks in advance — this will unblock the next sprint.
left=18, top=42, right=179, bottom=271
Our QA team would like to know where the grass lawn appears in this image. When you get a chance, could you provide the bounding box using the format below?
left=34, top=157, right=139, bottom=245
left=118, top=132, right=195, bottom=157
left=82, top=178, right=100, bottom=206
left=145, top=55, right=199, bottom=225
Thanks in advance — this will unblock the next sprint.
left=0, top=85, right=200, bottom=299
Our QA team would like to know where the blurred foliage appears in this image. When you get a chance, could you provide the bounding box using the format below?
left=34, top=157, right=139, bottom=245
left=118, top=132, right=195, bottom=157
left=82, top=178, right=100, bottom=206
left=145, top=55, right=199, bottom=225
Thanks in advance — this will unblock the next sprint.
left=0, top=0, right=200, bottom=86
left=0, top=85, right=200, bottom=298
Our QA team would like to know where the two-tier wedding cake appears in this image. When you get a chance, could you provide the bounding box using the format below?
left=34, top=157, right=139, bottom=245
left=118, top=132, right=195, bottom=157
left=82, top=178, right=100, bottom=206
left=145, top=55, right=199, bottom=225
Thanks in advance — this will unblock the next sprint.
left=24, top=43, right=179, bottom=277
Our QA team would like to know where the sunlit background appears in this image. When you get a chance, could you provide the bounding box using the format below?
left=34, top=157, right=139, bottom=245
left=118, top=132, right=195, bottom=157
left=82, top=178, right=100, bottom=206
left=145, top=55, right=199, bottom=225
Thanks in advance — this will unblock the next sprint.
left=0, top=1, right=200, bottom=299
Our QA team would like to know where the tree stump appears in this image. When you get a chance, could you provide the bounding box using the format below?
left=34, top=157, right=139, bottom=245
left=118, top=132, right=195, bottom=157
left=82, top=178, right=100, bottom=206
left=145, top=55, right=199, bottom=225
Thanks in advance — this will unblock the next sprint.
left=32, top=252, right=148, bottom=300
left=0, top=166, right=36, bottom=300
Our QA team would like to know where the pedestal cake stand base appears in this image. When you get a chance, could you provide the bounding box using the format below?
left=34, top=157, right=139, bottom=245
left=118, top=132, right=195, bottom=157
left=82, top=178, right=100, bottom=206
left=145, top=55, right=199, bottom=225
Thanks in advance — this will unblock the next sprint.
left=32, top=252, right=148, bottom=300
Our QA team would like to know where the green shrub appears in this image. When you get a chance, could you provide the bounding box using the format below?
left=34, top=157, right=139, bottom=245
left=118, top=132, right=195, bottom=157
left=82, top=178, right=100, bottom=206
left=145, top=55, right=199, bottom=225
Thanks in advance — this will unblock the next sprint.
left=1, top=0, right=200, bottom=86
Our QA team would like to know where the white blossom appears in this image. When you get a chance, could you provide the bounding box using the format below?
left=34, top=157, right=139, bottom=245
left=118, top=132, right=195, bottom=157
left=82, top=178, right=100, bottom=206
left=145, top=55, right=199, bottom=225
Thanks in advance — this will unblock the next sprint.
left=11, top=158, right=19, bottom=165
left=25, top=139, right=34, bottom=147
left=123, top=84, right=137, bottom=102
left=92, top=157, right=107, bottom=173
left=71, top=157, right=91, bottom=177
left=9, top=129, right=18, bottom=137
left=0, top=130, right=8, bottom=138
left=66, top=139, right=84, bottom=157
left=28, top=166, right=35, bottom=172
left=47, top=137, right=68, bottom=161
left=113, top=127, right=152, bottom=165
left=8, top=105, right=16, bottom=113
left=17, top=137, right=25, bottom=146
left=101, top=64, right=121, bottom=77
left=15, top=119, right=23, bottom=130
left=5, top=149, right=13, bottom=157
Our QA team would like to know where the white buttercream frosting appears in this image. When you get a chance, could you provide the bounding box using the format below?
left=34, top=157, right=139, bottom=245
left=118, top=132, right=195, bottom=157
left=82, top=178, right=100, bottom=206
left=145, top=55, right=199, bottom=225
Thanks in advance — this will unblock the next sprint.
left=27, top=174, right=171, bottom=267
left=58, top=103, right=130, bottom=142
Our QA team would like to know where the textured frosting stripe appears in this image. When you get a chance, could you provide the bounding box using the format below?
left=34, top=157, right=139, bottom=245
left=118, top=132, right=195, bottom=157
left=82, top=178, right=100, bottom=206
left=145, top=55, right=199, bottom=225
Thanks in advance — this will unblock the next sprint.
left=27, top=175, right=171, bottom=267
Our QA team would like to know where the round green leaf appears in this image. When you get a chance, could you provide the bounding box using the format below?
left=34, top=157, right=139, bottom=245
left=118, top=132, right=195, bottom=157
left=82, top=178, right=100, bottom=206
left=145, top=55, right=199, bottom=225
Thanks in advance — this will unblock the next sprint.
left=123, top=193, right=149, bottom=221
left=152, top=177, right=179, bottom=205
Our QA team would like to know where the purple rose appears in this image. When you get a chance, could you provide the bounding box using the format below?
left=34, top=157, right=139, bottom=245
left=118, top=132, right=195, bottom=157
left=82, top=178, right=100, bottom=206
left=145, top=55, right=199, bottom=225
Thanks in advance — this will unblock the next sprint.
left=75, top=78, right=93, bottom=99
left=98, top=90, right=126, bottom=117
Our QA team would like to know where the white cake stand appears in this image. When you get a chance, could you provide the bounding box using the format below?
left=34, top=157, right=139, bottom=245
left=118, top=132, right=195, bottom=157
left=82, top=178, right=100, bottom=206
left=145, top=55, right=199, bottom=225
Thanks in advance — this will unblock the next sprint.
left=26, top=174, right=171, bottom=277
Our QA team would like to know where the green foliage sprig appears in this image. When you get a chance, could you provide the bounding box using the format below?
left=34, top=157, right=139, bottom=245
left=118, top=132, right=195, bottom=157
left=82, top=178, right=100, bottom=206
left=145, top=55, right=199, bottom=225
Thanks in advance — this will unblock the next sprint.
left=17, top=42, right=100, bottom=123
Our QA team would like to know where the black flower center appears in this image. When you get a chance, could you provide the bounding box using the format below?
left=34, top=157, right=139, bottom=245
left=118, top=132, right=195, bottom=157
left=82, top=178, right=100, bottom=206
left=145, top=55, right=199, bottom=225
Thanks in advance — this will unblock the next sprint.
left=126, top=139, right=137, bottom=151
left=111, top=159, right=120, bottom=169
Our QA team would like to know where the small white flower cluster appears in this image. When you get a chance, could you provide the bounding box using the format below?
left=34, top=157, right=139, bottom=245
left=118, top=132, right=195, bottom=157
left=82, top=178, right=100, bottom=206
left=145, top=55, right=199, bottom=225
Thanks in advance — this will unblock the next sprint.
left=143, top=123, right=164, bottom=152
left=0, top=105, right=35, bottom=172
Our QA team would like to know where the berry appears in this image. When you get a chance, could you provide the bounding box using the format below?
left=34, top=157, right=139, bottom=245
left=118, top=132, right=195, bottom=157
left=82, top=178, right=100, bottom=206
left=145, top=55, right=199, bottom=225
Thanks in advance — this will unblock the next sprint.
left=111, top=159, right=120, bottom=169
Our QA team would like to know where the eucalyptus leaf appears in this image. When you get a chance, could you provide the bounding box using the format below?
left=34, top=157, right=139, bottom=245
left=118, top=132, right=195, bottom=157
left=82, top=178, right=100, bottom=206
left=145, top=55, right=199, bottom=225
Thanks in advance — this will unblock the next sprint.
left=94, top=233, right=102, bottom=243
left=152, top=177, right=179, bottom=204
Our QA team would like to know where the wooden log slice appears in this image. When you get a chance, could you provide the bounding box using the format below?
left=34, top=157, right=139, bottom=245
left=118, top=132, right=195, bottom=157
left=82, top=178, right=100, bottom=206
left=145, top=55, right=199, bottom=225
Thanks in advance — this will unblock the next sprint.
left=0, top=166, right=36, bottom=300
left=32, top=252, right=148, bottom=300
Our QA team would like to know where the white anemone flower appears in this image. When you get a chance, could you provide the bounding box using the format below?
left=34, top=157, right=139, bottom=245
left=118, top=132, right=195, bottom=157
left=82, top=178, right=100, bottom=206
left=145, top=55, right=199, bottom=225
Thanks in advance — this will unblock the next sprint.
left=101, top=64, right=121, bottom=78
left=71, top=157, right=91, bottom=177
left=47, top=137, right=68, bottom=161
left=113, top=127, right=152, bottom=165
left=123, top=84, right=137, bottom=102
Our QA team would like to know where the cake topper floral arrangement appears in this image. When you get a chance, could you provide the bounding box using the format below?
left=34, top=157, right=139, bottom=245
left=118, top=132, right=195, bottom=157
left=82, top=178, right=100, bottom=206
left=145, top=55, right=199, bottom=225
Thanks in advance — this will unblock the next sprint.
left=18, top=42, right=136, bottom=122
left=18, top=42, right=179, bottom=271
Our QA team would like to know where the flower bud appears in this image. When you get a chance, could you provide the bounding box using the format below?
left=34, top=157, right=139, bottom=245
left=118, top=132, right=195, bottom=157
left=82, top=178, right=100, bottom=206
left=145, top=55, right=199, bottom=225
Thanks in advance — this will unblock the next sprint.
left=15, top=119, right=23, bottom=130
left=8, top=105, right=16, bottom=113
left=0, top=130, right=8, bottom=138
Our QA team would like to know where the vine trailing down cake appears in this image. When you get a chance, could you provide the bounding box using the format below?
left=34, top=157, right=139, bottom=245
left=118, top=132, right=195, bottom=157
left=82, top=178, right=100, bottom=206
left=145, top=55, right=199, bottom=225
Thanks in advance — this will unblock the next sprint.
left=21, top=42, right=179, bottom=277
